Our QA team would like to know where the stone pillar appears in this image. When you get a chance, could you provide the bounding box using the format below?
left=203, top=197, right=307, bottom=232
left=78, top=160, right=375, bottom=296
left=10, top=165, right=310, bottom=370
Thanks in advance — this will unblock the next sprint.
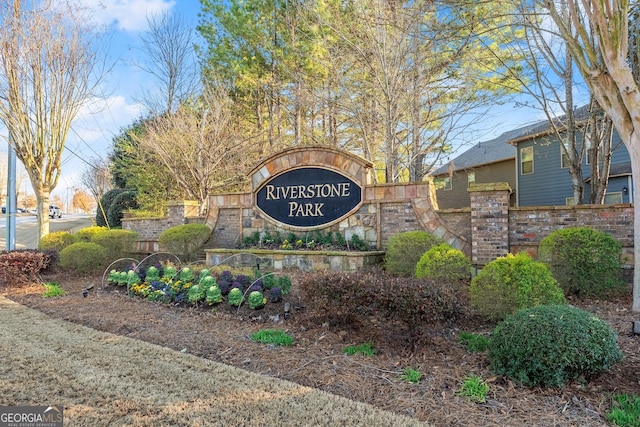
left=469, top=183, right=511, bottom=266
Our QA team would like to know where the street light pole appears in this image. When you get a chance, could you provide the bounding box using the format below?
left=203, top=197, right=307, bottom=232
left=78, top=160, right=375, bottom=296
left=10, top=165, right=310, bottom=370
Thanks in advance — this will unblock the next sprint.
left=4, top=0, right=20, bottom=251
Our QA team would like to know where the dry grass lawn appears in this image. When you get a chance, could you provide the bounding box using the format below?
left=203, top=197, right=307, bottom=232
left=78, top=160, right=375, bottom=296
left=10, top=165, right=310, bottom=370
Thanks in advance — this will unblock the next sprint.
left=0, top=296, right=426, bottom=427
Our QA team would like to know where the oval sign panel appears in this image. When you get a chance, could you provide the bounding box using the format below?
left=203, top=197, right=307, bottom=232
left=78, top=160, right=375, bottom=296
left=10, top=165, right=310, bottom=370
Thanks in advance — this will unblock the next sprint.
left=256, top=167, right=362, bottom=228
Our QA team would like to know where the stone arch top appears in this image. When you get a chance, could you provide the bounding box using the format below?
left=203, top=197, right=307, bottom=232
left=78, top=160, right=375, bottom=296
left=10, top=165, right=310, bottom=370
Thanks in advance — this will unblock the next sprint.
left=249, top=146, right=374, bottom=191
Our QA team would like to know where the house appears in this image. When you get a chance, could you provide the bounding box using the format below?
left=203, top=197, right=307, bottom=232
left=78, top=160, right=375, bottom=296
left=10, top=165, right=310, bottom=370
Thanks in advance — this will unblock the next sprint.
left=433, top=107, right=633, bottom=208
left=511, top=113, right=633, bottom=206
left=432, top=121, right=545, bottom=209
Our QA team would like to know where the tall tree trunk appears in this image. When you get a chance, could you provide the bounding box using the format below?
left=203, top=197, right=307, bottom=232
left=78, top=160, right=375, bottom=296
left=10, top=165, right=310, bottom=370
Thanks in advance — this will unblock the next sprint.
left=36, top=188, right=50, bottom=241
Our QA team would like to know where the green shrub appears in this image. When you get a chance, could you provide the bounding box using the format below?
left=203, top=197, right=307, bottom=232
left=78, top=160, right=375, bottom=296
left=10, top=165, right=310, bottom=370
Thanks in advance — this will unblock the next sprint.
left=75, top=226, right=108, bottom=242
left=488, top=305, right=623, bottom=388
left=59, top=242, right=107, bottom=273
left=178, top=267, right=195, bottom=283
left=38, top=231, right=77, bottom=252
left=416, top=243, right=472, bottom=281
left=158, top=223, right=211, bottom=262
left=384, top=231, right=444, bottom=276
left=470, top=253, right=566, bottom=321
left=145, top=266, right=161, bottom=282
left=187, top=284, right=205, bottom=304
left=106, top=190, right=139, bottom=228
left=96, top=188, right=127, bottom=227
left=90, top=229, right=138, bottom=260
left=539, top=227, right=624, bottom=298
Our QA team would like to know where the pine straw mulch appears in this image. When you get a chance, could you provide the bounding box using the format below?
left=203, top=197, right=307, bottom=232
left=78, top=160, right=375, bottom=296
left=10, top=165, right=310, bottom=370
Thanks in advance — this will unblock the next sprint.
left=3, top=271, right=640, bottom=427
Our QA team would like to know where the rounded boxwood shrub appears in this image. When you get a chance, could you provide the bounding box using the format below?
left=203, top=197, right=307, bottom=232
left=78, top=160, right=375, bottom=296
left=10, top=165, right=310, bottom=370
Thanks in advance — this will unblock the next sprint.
left=384, top=231, right=444, bottom=276
left=90, top=229, right=138, bottom=260
left=59, top=242, right=107, bottom=273
left=158, top=223, right=211, bottom=262
left=489, top=304, right=623, bottom=388
left=75, top=226, right=108, bottom=242
left=538, top=227, right=624, bottom=298
left=415, top=243, right=472, bottom=281
left=38, top=231, right=77, bottom=252
left=470, top=252, right=566, bottom=321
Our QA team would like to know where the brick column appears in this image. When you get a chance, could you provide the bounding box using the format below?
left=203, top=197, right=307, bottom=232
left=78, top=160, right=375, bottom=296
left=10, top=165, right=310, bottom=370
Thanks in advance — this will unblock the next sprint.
left=469, top=183, right=511, bottom=266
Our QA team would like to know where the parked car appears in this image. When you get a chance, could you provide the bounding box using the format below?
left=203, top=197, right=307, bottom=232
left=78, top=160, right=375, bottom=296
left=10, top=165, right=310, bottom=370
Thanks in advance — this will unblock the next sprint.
left=49, top=205, right=62, bottom=219
left=1, top=206, right=4, bottom=214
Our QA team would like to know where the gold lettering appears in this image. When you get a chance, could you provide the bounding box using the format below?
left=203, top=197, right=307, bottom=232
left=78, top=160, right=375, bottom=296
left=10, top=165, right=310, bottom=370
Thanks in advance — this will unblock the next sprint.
left=267, top=182, right=353, bottom=201
left=265, top=185, right=276, bottom=200
left=288, top=202, right=325, bottom=217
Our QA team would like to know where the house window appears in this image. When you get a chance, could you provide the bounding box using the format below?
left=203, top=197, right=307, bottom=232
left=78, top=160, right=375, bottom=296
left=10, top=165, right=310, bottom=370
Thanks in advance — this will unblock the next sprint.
left=561, top=142, right=569, bottom=169
left=467, top=172, right=475, bottom=186
left=585, top=133, right=592, bottom=165
left=435, top=176, right=452, bottom=191
left=604, top=192, right=623, bottom=204
left=521, top=146, right=533, bottom=175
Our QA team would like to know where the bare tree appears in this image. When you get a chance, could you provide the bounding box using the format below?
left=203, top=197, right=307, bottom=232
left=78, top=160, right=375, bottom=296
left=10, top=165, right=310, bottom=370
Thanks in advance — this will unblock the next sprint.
left=81, top=157, right=113, bottom=203
left=137, top=11, right=200, bottom=116
left=540, top=0, right=640, bottom=311
left=501, top=2, right=619, bottom=205
left=132, top=80, right=256, bottom=212
left=0, top=0, right=102, bottom=240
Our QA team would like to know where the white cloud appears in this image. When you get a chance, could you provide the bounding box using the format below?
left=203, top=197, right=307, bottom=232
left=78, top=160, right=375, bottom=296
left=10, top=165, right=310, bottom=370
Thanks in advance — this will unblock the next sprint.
left=78, top=0, right=176, bottom=32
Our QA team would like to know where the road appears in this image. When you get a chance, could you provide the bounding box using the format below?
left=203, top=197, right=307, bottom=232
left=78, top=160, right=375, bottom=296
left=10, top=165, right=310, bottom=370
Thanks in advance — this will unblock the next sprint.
left=0, top=214, right=93, bottom=250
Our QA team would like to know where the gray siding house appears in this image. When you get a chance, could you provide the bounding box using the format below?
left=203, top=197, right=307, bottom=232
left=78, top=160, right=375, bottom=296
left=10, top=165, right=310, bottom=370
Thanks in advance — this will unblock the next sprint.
left=433, top=107, right=633, bottom=208
left=512, top=126, right=632, bottom=206
left=433, top=122, right=545, bottom=209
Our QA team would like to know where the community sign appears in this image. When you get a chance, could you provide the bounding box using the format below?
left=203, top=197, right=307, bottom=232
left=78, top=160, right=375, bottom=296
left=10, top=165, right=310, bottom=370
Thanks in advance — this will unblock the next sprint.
left=255, top=167, right=362, bottom=228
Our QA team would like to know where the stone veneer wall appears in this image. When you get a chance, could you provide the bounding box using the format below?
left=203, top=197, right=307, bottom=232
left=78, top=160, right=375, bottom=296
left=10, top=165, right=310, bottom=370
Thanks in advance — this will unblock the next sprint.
left=203, top=181, right=470, bottom=255
left=206, top=249, right=385, bottom=272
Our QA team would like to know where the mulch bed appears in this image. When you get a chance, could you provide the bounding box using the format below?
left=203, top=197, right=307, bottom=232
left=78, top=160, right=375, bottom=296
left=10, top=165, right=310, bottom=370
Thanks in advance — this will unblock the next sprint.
left=3, top=272, right=639, bottom=426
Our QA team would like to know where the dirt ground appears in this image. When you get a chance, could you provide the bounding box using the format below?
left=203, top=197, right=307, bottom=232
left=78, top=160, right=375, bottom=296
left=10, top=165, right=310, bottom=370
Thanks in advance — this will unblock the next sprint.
left=3, top=270, right=640, bottom=427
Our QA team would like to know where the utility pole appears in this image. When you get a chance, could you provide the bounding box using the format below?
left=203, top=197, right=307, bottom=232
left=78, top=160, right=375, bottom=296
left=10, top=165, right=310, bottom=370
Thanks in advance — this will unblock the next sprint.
left=5, top=0, right=20, bottom=250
